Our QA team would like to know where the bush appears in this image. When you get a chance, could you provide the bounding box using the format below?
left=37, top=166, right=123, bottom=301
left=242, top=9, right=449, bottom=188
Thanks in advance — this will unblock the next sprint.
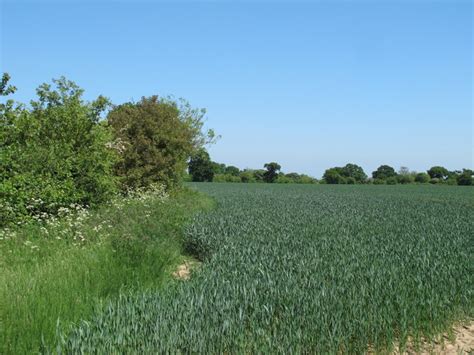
left=415, top=173, right=430, bottom=184
left=429, top=178, right=440, bottom=184
left=346, top=177, right=356, bottom=184
left=386, top=177, right=398, bottom=185
left=397, top=174, right=413, bottom=184
left=457, top=169, right=473, bottom=186
left=0, top=76, right=117, bottom=226
left=240, top=171, right=256, bottom=183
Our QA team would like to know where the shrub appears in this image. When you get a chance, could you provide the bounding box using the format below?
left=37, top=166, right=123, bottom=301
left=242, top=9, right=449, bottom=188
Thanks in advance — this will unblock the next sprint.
left=457, top=169, right=473, bottom=186
left=415, top=173, right=430, bottom=183
left=0, top=76, right=117, bottom=226
left=429, top=178, right=440, bottom=185
left=372, top=178, right=385, bottom=185
left=386, top=177, right=398, bottom=185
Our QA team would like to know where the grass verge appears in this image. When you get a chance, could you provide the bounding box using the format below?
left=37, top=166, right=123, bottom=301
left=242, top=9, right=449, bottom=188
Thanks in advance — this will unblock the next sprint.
left=0, top=187, right=213, bottom=354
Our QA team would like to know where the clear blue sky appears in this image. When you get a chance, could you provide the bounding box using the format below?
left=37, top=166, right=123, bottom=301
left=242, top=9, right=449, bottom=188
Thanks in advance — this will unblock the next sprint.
left=1, top=0, right=472, bottom=178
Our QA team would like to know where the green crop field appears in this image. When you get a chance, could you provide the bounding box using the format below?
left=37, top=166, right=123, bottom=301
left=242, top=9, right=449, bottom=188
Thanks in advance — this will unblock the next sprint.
left=61, top=184, right=473, bottom=353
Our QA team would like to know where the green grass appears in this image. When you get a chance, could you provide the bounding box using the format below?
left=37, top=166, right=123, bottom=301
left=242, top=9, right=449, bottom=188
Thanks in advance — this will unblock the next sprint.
left=61, top=183, right=473, bottom=353
left=0, top=187, right=213, bottom=355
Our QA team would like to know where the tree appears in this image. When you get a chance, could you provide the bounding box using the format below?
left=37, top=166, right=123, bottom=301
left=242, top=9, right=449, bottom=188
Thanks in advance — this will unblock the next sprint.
left=107, top=96, right=214, bottom=189
left=323, top=167, right=345, bottom=184
left=225, top=166, right=240, bottom=176
left=211, top=162, right=226, bottom=175
left=341, top=163, right=367, bottom=183
left=263, top=162, right=281, bottom=183
left=457, top=169, right=473, bottom=186
left=188, top=149, right=214, bottom=182
left=372, top=165, right=396, bottom=180
left=427, top=166, right=449, bottom=180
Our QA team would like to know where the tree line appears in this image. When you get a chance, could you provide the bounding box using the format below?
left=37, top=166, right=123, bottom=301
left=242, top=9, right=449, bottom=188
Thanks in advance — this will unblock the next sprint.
left=187, top=149, right=473, bottom=186
left=0, top=74, right=214, bottom=226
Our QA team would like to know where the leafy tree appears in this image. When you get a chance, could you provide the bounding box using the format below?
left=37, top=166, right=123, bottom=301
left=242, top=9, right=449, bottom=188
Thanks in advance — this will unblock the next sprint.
left=457, top=169, right=473, bottom=186
left=427, top=166, right=449, bottom=180
left=211, top=162, right=226, bottom=175
left=263, top=162, right=281, bottom=183
left=414, top=172, right=430, bottom=183
left=323, top=168, right=345, bottom=184
left=341, top=163, right=367, bottom=183
left=107, top=96, right=214, bottom=189
left=225, top=166, right=240, bottom=176
left=188, top=149, right=214, bottom=182
left=372, top=165, right=396, bottom=180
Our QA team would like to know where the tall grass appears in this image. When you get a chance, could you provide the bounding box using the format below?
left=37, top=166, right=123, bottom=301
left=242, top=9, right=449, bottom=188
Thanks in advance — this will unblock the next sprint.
left=0, top=187, right=212, bottom=354
left=61, top=184, right=473, bottom=353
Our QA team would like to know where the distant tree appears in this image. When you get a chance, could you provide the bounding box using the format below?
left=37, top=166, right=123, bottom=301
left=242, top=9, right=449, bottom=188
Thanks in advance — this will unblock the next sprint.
left=341, top=163, right=367, bottom=183
left=457, top=169, right=473, bottom=186
left=398, top=166, right=410, bottom=176
left=240, top=170, right=256, bottom=183
left=396, top=167, right=413, bottom=184
left=372, top=165, right=397, bottom=180
left=323, top=167, right=345, bottom=184
left=263, top=162, right=281, bottom=183
left=211, top=162, right=226, bottom=175
left=225, top=166, right=240, bottom=176
left=427, top=166, right=449, bottom=180
left=188, top=149, right=214, bottom=182
left=414, top=172, right=430, bottom=184
left=253, top=169, right=266, bottom=182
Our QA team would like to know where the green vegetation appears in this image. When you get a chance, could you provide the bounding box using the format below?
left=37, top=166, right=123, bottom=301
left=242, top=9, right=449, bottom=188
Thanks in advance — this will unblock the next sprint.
left=0, top=187, right=212, bottom=354
left=0, top=73, right=213, bottom=227
left=60, top=184, right=473, bottom=353
left=0, top=75, right=118, bottom=226
left=108, top=96, right=214, bottom=190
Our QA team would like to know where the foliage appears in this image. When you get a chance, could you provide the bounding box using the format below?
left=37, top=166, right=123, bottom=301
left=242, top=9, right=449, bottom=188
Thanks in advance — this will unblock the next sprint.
left=457, top=169, right=473, bottom=186
left=0, top=75, right=117, bottom=226
left=225, top=166, right=240, bottom=176
left=427, top=166, right=449, bottom=180
left=240, top=170, right=257, bottom=183
left=188, top=148, right=214, bottom=182
left=415, top=173, right=430, bottom=183
left=0, top=186, right=213, bottom=354
left=372, top=165, right=397, bottom=180
left=61, top=184, right=474, bottom=353
left=341, top=163, right=367, bottom=182
left=107, top=96, right=214, bottom=190
left=263, top=162, right=281, bottom=183
left=213, top=174, right=241, bottom=183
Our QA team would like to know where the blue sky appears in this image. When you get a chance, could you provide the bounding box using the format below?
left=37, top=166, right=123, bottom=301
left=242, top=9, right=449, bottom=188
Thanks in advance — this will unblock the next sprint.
left=1, top=0, right=472, bottom=178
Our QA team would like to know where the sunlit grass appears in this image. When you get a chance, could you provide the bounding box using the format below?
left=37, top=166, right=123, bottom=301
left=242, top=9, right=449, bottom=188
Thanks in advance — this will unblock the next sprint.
left=0, top=187, right=212, bottom=354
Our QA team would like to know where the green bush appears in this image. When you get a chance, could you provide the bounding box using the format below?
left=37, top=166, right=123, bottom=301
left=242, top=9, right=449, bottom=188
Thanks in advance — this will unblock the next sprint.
left=415, top=173, right=430, bottom=184
left=0, top=76, right=117, bottom=226
left=386, top=177, right=398, bottom=185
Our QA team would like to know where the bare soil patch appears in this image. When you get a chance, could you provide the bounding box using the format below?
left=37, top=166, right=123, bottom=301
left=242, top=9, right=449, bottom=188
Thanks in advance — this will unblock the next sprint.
left=172, top=261, right=201, bottom=280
